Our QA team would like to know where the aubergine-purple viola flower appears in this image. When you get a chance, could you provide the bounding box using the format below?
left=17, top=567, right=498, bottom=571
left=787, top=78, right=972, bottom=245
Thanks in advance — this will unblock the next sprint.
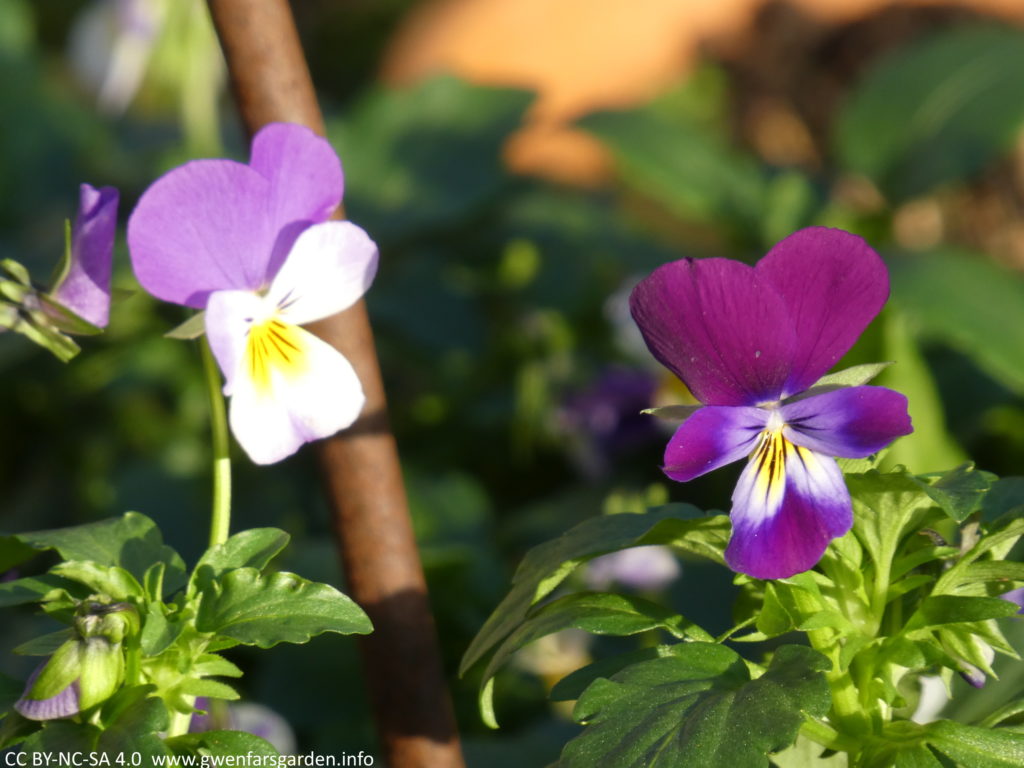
left=51, top=183, right=119, bottom=328
left=127, top=122, right=378, bottom=465
left=630, top=227, right=913, bottom=580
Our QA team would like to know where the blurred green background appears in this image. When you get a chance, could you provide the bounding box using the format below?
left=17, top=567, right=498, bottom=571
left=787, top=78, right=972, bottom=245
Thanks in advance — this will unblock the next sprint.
left=3, top=0, right=1024, bottom=763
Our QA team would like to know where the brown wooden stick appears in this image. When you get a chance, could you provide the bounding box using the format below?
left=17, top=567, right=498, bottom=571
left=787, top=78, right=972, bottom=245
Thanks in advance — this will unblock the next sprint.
left=205, top=2, right=465, bottom=765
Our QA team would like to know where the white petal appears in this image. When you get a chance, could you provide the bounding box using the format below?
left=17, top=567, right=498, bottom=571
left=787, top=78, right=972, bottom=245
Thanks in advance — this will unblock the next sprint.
left=268, top=221, right=378, bottom=326
left=228, top=323, right=365, bottom=465
left=205, top=290, right=273, bottom=396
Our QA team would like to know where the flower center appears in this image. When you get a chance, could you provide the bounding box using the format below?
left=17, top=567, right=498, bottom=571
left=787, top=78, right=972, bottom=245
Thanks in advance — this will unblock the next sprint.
left=750, top=428, right=790, bottom=510
left=244, top=316, right=307, bottom=396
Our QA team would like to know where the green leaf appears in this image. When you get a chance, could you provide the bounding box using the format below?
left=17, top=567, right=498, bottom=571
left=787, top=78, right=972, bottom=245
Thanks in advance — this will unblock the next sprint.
left=164, top=311, right=206, bottom=339
left=139, top=606, right=182, bottom=657
left=21, top=721, right=98, bottom=756
left=166, top=730, right=279, bottom=760
left=191, top=653, right=242, bottom=678
left=578, top=93, right=768, bottom=245
left=0, top=534, right=39, bottom=573
left=17, top=512, right=187, bottom=597
left=0, top=671, right=22, bottom=712
left=195, top=569, right=372, bottom=648
left=837, top=25, right=1024, bottom=201
left=460, top=505, right=726, bottom=676
left=982, top=477, right=1024, bottom=522
left=329, top=75, right=531, bottom=242
left=847, top=469, right=937, bottom=573
left=51, top=561, right=144, bottom=601
left=927, top=719, right=1024, bottom=767
left=480, top=592, right=710, bottom=726
left=0, top=574, right=78, bottom=608
left=177, top=678, right=239, bottom=701
left=13, top=629, right=73, bottom=656
left=550, top=646, right=692, bottom=702
left=911, top=464, right=995, bottom=523
left=906, top=595, right=1020, bottom=630
left=889, top=251, right=1024, bottom=397
left=192, top=528, right=290, bottom=586
left=96, top=687, right=171, bottom=764
left=561, top=644, right=830, bottom=768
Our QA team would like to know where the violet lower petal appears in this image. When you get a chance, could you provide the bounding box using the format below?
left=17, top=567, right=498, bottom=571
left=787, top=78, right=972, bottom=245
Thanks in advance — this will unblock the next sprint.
left=14, top=665, right=81, bottom=721
left=128, top=159, right=274, bottom=307
left=52, top=183, right=119, bottom=327
left=725, top=441, right=851, bottom=579
left=662, top=405, right=768, bottom=482
left=249, top=124, right=344, bottom=277
left=629, top=257, right=796, bottom=406
left=756, top=227, right=890, bottom=397
left=781, top=386, right=913, bottom=458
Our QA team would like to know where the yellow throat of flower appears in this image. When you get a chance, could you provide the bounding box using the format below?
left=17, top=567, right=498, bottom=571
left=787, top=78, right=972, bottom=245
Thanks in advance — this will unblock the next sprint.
left=244, top=316, right=307, bottom=396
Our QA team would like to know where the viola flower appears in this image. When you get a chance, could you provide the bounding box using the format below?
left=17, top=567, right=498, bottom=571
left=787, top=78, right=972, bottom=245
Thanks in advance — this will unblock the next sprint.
left=128, top=123, right=378, bottom=464
left=584, top=545, right=681, bottom=592
left=50, top=183, right=120, bottom=328
left=630, top=227, right=913, bottom=579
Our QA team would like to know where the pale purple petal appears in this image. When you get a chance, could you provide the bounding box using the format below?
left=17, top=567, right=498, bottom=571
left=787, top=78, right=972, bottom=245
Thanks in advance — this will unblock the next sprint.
left=205, top=290, right=266, bottom=395
left=756, top=228, right=889, bottom=397
left=14, top=665, right=80, bottom=721
left=630, top=258, right=796, bottom=406
left=52, top=184, right=119, bottom=327
left=781, top=386, right=912, bottom=458
left=584, top=546, right=681, bottom=592
left=726, top=442, right=851, bottom=579
left=128, top=160, right=274, bottom=307
left=249, top=124, right=343, bottom=278
left=662, top=405, right=768, bottom=482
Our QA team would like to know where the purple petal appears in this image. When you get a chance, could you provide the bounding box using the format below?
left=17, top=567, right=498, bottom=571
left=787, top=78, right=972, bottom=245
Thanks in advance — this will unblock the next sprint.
left=630, top=258, right=796, bottom=406
left=52, top=184, right=119, bottom=327
left=14, top=665, right=81, bottom=721
left=249, top=124, right=343, bottom=277
left=662, top=406, right=768, bottom=482
left=781, top=386, right=913, bottom=458
left=756, top=228, right=889, bottom=397
left=726, top=439, right=851, bottom=579
left=128, top=159, right=274, bottom=307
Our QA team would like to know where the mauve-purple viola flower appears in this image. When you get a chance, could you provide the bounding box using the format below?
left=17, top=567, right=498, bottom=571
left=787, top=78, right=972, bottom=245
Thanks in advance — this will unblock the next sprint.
left=51, top=183, right=119, bottom=328
left=127, top=123, right=378, bottom=465
left=14, top=664, right=81, bottom=721
left=630, top=227, right=913, bottom=580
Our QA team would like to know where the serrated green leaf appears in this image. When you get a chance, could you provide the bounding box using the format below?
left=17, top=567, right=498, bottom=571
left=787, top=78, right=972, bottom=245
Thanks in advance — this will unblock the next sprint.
left=927, top=719, right=1024, bottom=767
left=164, top=311, right=206, bottom=339
left=192, top=653, right=242, bottom=678
left=177, top=678, right=239, bottom=701
left=196, top=569, right=371, bottom=648
left=51, top=562, right=143, bottom=601
left=911, top=464, right=995, bottom=523
left=96, top=686, right=171, bottom=763
left=21, top=721, right=98, bottom=756
left=907, top=596, right=1020, bottom=630
left=550, top=646, right=691, bottom=702
left=192, top=528, right=290, bottom=589
left=480, top=592, right=709, bottom=725
left=17, top=512, right=187, bottom=597
left=461, top=505, right=725, bottom=676
left=139, top=605, right=182, bottom=657
left=561, top=644, right=830, bottom=768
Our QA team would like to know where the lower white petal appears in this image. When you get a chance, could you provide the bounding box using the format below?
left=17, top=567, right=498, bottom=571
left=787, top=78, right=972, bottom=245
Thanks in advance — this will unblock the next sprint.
left=229, top=323, right=365, bottom=464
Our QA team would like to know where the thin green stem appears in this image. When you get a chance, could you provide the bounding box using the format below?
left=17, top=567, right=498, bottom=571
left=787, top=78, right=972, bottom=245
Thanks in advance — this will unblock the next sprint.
left=201, top=338, right=231, bottom=549
left=800, top=716, right=860, bottom=754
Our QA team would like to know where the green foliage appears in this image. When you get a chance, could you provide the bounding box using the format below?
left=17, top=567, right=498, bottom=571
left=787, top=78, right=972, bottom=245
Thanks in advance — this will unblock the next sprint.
left=195, top=568, right=372, bottom=648
left=560, top=644, right=830, bottom=768
left=837, top=25, right=1024, bottom=201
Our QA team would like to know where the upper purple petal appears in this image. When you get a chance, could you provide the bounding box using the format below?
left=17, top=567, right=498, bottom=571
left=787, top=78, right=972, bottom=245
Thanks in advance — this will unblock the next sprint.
left=662, top=405, right=767, bottom=482
left=249, top=124, right=344, bottom=278
left=128, top=160, right=274, bottom=307
left=630, top=258, right=797, bottom=405
left=781, top=386, right=913, bottom=458
left=52, top=184, right=119, bottom=327
left=756, top=227, right=889, bottom=397
left=726, top=443, right=851, bottom=579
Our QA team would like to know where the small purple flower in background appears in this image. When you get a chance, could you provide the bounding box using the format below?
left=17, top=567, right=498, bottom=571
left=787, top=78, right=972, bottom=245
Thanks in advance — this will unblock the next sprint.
left=630, top=227, right=913, bottom=579
left=128, top=123, right=379, bottom=464
left=50, top=183, right=120, bottom=328
left=584, top=545, right=681, bottom=592
left=191, top=698, right=296, bottom=754
left=558, top=367, right=659, bottom=478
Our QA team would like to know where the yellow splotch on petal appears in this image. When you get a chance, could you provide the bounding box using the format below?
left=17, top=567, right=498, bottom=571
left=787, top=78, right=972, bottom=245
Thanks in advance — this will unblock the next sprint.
left=244, top=317, right=307, bottom=397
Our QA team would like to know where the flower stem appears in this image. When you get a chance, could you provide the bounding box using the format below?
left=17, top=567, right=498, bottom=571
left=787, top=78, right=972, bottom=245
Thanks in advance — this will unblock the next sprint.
left=201, top=338, right=231, bottom=549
